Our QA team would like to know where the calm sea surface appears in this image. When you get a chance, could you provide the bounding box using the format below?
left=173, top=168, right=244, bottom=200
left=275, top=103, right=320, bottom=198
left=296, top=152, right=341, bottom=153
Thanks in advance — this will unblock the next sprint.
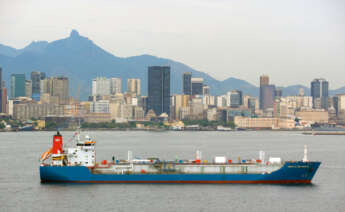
left=0, top=131, right=344, bottom=212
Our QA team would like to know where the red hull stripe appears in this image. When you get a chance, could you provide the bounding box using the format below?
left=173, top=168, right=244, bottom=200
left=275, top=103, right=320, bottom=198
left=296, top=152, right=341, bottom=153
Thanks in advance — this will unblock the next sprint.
left=41, top=180, right=311, bottom=184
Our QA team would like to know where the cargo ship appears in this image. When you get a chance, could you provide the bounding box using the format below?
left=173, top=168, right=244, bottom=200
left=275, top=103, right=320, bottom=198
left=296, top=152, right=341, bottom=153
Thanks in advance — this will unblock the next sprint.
left=40, top=131, right=321, bottom=184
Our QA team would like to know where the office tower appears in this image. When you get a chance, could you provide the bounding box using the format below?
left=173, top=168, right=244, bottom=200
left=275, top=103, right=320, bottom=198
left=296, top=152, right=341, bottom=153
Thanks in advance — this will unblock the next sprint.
left=259, top=75, right=269, bottom=109
left=274, top=88, right=282, bottom=100
left=191, top=78, right=203, bottom=95
left=11, top=74, right=26, bottom=98
left=248, top=97, right=257, bottom=115
left=0, top=67, right=4, bottom=113
left=25, top=80, right=32, bottom=98
left=183, top=72, right=192, bottom=95
left=51, top=77, right=69, bottom=104
left=148, top=66, right=170, bottom=116
left=203, top=85, right=210, bottom=96
left=41, top=77, right=69, bottom=104
left=31, top=71, right=46, bottom=101
left=230, top=90, right=243, bottom=108
left=0, top=67, right=2, bottom=112
left=127, top=78, right=141, bottom=96
left=261, top=85, right=276, bottom=111
left=110, top=78, right=122, bottom=94
left=0, top=67, right=2, bottom=88
left=92, top=77, right=111, bottom=96
left=1, top=88, right=7, bottom=113
left=311, top=78, right=329, bottom=110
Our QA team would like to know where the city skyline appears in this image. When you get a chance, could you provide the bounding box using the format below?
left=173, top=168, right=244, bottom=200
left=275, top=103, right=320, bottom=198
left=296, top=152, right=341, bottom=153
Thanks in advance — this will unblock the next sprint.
left=1, top=0, right=345, bottom=88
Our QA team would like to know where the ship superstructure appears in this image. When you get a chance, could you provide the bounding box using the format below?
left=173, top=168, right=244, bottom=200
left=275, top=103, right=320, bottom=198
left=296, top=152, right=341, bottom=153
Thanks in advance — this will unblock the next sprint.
left=40, top=132, right=321, bottom=184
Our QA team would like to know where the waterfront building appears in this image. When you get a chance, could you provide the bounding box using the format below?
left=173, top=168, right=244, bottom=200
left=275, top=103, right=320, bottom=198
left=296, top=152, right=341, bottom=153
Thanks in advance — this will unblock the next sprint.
left=148, top=66, right=170, bottom=116
left=230, top=90, right=243, bottom=108
left=234, top=116, right=295, bottom=129
left=207, top=107, right=217, bottom=121
left=110, top=78, right=122, bottom=94
left=92, top=77, right=111, bottom=96
left=127, top=78, right=140, bottom=96
left=295, top=109, right=329, bottom=124
left=11, top=74, right=26, bottom=98
left=25, top=80, right=32, bottom=98
left=31, top=71, right=46, bottom=101
left=191, top=78, right=203, bottom=96
left=183, top=72, right=192, bottom=95
left=311, top=78, right=329, bottom=110
left=13, top=102, right=64, bottom=120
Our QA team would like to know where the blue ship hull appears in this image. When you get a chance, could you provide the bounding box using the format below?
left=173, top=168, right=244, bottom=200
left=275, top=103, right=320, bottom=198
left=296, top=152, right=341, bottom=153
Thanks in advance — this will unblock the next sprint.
left=40, top=161, right=320, bottom=184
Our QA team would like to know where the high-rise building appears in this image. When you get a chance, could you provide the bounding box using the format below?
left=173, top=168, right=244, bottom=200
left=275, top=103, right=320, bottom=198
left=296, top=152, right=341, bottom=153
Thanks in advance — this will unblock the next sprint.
left=148, top=66, right=170, bottom=116
left=311, top=78, right=329, bottom=110
left=31, top=71, right=46, bottom=101
left=261, top=85, right=276, bottom=111
left=259, top=75, right=269, bottom=109
left=110, top=78, right=122, bottom=94
left=202, top=85, right=210, bottom=96
left=274, top=88, right=282, bottom=100
left=0, top=67, right=3, bottom=112
left=191, top=78, right=203, bottom=95
left=1, top=88, right=7, bottom=113
left=25, top=80, right=32, bottom=98
left=92, top=77, right=111, bottom=96
left=127, top=78, right=141, bottom=96
left=0, top=67, right=6, bottom=113
left=183, top=72, right=192, bottom=95
left=248, top=97, right=257, bottom=115
left=41, top=77, right=69, bottom=104
left=51, top=77, right=69, bottom=104
left=10, top=74, right=26, bottom=98
left=230, top=90, right=243, bottom=108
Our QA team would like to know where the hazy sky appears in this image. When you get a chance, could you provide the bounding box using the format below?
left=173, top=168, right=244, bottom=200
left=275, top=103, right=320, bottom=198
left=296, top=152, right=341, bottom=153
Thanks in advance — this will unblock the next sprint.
left=1, top=0, right=344, bottom=88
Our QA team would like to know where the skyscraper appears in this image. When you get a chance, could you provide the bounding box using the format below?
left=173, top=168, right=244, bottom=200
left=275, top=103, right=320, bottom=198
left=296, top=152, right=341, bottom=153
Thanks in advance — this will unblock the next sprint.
left=0, top=67, right=4, bottom=113
left=202, top=85, right=210, bottom=96
left=191, top=78, right=203, bottom=95
left=183, top=72, right=192, bottom=95
left=25, top=80, right=32, bottom=98
left=31, top=71, right=46, bottom=101
left=92, top=77, right=111, bottom=96
left=261, top=85, right=276, bottom=111
left=311, top=78, right=328, bottom=110
left=127, top=78, right=141, bottom=96
left=148, top=66, right=170, bottom=116
left=259, top=75, right=269, bottom=109
left=110, top=78, right=122, bottom=94
left=230, top=90, right=243, bottom=108
left=11, top=74, right=26, bottom=98
left=40, top=77, right=69, bottom=104
left=51, top=77, right=69, bottom=104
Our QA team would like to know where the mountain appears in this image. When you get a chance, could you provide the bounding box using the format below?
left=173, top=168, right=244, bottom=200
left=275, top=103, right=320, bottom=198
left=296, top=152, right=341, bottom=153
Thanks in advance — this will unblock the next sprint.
left=0, top=30, right=343, bottom=100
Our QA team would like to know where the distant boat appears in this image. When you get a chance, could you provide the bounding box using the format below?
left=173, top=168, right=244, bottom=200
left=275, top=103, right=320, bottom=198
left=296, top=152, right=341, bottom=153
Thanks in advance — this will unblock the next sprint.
left=216, top=126, right=232, bottom=131
left=19, top=125, right=34, bottom=131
